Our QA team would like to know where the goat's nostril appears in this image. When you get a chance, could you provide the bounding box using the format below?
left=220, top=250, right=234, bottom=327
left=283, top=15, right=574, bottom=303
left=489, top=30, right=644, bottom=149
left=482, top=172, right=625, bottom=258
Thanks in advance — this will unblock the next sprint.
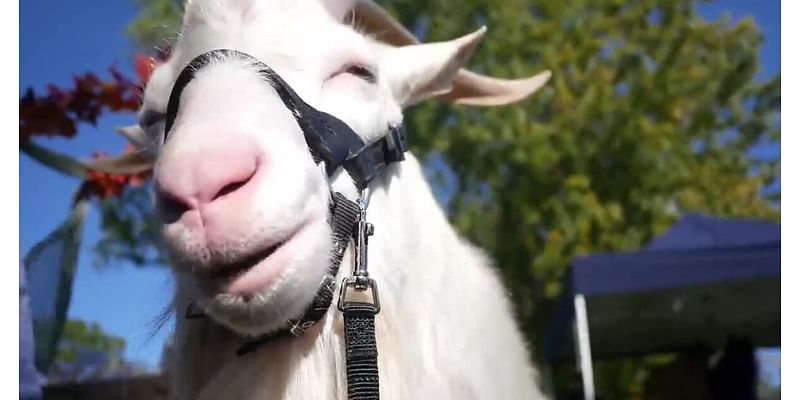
left=213, top=178, right=250, bottom=202
left=158, top=193, right=191, bottom=222
left=155, top=148, right=258, bottom=211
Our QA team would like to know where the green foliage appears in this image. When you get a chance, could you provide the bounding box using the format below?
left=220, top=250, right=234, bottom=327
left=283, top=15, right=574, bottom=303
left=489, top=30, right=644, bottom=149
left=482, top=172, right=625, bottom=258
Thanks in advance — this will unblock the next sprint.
left=380, top=0, right=779, bottom=329
left=381, top=1, right=779, bottom=396
left=56, top=319, right=126, bottom=365
left=126, top=0, right=183, bottom=50
left=94, top=184, right=167, bottom=267
left=125, top=0, right=779, bottom=397
left=48, top=318, right=150, bottom=382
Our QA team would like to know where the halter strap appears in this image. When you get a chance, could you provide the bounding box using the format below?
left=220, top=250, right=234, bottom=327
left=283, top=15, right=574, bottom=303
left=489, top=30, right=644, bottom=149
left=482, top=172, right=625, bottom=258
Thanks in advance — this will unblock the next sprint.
left=164, top=49, right=407, bottom=190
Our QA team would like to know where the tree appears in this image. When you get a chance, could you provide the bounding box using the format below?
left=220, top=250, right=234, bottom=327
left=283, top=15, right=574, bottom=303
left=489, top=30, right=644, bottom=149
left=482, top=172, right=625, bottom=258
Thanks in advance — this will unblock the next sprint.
left=125, top=0, right=183, bottom=52
left=72, top=0, right=781, bottom=397
left=48, top=318, right=149, bottom=382
left=356, top=1, right=779, bottom=397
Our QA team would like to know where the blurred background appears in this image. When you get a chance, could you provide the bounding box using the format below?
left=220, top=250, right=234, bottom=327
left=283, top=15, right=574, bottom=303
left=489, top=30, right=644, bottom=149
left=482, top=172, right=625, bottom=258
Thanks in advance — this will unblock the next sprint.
left=20, top=0, right=780, bottom=398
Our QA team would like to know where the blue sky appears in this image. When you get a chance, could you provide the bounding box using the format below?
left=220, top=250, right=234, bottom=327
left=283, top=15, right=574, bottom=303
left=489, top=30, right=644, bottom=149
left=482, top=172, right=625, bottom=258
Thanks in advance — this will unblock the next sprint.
left=20, top=0, right=173, bottom=370
left=20, top=0, right=780, bottom=378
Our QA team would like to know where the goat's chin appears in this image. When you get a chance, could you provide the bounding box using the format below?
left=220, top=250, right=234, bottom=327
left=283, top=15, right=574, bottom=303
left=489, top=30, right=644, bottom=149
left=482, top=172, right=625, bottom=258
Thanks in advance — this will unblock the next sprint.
left=183, top=218, right=333, bottom=337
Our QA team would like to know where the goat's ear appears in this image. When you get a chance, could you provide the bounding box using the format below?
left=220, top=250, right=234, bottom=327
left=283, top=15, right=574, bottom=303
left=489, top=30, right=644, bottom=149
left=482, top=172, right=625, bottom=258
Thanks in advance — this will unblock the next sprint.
left=322, top=0, right=356, bottom=21
left=115, top=125, right=158, bottom=161
left=379, top=27, right=486, bottom=107
left=116, top=125, right=150, bottom=149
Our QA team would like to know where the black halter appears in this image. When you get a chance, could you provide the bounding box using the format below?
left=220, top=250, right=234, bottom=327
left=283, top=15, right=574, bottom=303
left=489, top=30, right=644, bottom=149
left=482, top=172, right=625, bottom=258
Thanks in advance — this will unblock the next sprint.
left=167, top=49, right=404, bottom=399
left=164, top=49, right=407, bottom=190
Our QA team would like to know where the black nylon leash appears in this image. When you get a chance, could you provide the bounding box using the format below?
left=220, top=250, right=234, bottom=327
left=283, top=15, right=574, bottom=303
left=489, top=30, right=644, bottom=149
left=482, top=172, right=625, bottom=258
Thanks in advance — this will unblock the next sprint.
left=343, top=303, right=380, bottom=399
left=168, top=49, right=403, bottom=399
left=337, top=195, right=381, bottom=400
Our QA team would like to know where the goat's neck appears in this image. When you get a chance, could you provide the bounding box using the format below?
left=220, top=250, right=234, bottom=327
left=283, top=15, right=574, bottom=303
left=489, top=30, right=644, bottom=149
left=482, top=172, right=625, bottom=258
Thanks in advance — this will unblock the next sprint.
left=361, top=153, right=462, bottom=289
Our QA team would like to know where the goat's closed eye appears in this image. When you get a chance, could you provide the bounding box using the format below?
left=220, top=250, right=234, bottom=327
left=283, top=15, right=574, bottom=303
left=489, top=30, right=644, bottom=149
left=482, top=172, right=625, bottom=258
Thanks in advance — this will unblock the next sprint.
left=138, top=109, right=167, bottom=143
left=139, top=109, right=166, bottom=129
left=329, top=63, right=377, bottom=84
left=344, top=64, right=376, bottom=83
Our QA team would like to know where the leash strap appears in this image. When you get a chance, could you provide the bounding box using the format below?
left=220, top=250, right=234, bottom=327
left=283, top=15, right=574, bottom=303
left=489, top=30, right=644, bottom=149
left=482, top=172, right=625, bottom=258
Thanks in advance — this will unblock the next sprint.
left=343, top=302, right=380, bottom=400
left=338, top=198, right=382, bottom=399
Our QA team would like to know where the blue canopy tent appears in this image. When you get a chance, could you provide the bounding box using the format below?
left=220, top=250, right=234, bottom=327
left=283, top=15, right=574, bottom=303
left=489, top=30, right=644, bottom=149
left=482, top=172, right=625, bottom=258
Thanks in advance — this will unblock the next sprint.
left=541, top=214, right=780, bottom=400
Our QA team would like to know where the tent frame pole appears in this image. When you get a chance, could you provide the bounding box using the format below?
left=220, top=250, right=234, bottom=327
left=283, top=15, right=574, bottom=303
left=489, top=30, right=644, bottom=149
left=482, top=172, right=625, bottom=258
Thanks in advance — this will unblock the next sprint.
left=574, top=294, right=595, bottom=400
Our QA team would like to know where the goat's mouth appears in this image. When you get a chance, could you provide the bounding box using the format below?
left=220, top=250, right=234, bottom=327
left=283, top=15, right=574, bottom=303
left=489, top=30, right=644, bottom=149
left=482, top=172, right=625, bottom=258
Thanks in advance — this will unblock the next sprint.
left=207, top=242, right=283, bottom=283
left=199, top=227, right=303, bottom=296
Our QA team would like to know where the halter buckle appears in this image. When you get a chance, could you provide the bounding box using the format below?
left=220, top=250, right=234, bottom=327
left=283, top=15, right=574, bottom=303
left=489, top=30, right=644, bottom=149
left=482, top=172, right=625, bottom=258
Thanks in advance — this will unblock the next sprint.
left=385, top=124, right=408, bottom=162
left=338, top=276, right=381, bottom=313
left=337, top=189, right=381, bottom=312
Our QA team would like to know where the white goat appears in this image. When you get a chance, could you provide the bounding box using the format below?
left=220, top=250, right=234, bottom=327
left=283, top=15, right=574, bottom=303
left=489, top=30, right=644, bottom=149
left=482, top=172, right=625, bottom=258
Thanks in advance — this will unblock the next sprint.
left=135, top=1, right=551, bottom=399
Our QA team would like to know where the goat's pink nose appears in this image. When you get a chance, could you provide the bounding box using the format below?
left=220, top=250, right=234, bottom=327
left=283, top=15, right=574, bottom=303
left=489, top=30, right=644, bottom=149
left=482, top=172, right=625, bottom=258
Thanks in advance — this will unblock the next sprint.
left=155, top=142, right=259, bottom=216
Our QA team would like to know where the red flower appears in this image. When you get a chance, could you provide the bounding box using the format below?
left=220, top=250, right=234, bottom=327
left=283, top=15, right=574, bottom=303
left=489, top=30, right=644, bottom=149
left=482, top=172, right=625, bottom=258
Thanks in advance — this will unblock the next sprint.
left=135, top=54, right=158, bottom=83
left=22, top=52, right=164, bottom=197
left=19, top=53, right=160, bottom=142
left=85, top=147, right=152, bottom=199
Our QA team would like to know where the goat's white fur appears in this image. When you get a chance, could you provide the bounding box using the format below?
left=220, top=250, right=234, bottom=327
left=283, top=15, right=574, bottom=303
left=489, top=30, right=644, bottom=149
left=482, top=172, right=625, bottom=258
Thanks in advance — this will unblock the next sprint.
left=141, top=1, right=548, bottom=399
